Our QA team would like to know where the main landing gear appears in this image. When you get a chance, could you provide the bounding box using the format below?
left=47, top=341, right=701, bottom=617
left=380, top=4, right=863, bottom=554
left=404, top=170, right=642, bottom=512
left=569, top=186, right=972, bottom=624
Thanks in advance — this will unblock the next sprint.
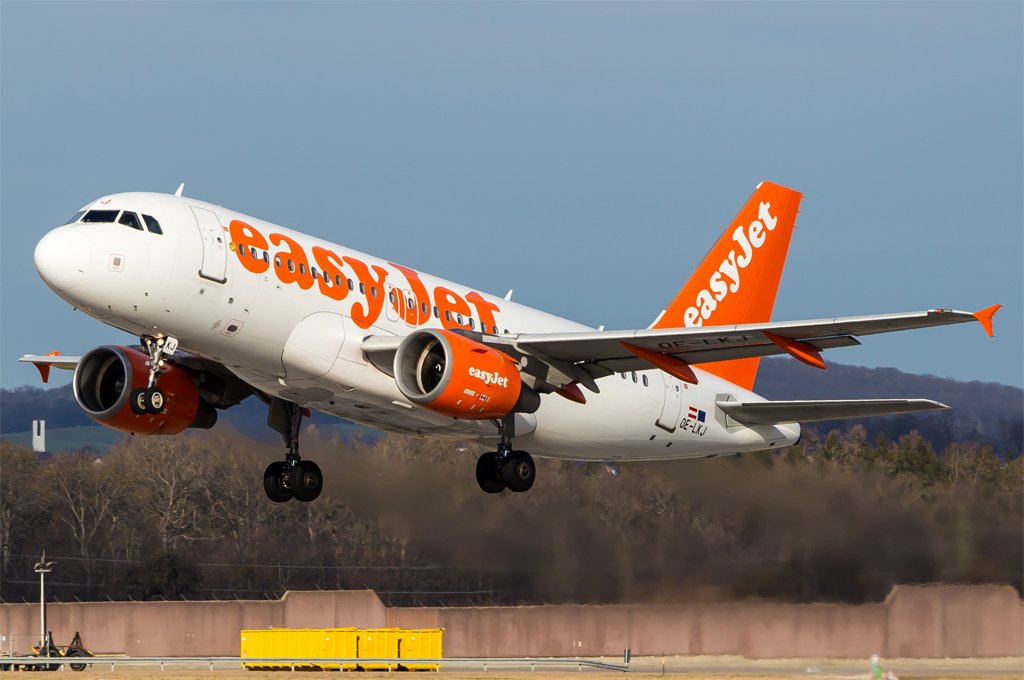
left=475, top=416, right=536, bottom=494
left=130, top=335, right=178, bottom=414
left=263, top=398, right=323, bottom=503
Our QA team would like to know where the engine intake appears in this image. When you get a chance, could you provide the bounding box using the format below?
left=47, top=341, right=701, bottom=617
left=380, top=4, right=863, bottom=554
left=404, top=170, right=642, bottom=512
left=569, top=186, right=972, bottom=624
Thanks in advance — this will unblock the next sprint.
left=394, top=329, right=539, bottom=419
left=73, top=345, right=216, bottom=434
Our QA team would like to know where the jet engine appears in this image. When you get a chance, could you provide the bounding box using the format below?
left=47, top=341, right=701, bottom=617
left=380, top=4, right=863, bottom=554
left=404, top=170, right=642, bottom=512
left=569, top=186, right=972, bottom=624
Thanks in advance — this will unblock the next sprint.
left=73, top=345, right=216, bottom=434
left=394, top=329, right=540, bottom=419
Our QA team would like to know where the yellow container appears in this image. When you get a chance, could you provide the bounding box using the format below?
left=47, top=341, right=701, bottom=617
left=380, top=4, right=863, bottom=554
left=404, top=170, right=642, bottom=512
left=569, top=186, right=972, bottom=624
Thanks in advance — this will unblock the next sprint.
left=356, top=628, right=399, bottom=670
left=241, top=627, right=443, bottom=671
left=322, top=628, right=359, bottom=671
left=395, top=629, right=443, bottom=671
left=241, top=628, right=348, bottom=671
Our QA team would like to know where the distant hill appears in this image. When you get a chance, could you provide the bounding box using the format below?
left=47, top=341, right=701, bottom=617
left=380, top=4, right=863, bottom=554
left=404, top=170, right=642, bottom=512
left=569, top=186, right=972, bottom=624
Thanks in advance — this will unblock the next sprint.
left=755, top=358, right=1023, bottom=455
left=2, top=359, right=1020, bottom=454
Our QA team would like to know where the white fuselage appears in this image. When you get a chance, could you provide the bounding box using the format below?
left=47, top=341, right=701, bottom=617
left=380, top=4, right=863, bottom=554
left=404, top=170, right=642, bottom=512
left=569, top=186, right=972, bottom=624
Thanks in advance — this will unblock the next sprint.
left=36, top=192, right=799, bottom=460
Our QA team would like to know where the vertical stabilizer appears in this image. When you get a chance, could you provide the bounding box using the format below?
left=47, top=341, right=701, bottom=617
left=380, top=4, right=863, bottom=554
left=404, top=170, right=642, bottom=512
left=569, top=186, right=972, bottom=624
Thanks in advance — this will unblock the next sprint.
left=654, top=181, right=802, bottom=390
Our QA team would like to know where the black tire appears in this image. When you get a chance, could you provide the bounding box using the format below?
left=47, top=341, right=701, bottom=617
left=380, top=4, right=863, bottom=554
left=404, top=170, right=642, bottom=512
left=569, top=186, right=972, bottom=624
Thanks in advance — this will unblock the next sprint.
left=145, top=387, right=166, bottom=414
left=130, top=388, right=148, bottom=415
left=290, top=460, right=323, bottom=503
left=263, top=461, right=293, bottom=503
left=502, top=450, right=536, bottom=493
left=475, top=453, right=506, bottom=494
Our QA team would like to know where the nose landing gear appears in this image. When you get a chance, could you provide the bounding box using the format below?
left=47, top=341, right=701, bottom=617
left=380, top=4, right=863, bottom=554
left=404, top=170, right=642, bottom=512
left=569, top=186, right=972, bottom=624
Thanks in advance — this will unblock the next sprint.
left=264, top=397, right=323, bottom=503
left=130, top=335, right=178, bottom=414
left=475, top=416, right=536, bottom=494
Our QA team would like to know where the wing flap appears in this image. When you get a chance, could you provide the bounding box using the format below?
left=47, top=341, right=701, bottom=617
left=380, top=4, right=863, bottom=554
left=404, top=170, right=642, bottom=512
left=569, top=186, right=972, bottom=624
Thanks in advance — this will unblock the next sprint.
left=716, top=399, right=949, bottom=426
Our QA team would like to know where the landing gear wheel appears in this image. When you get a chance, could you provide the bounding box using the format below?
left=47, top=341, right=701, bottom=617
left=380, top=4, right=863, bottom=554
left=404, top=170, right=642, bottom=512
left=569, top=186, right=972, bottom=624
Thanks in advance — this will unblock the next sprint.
left=502, top=450, right=536, bottom=493
left=475, top=452, right=506, bottom=494
left=263, top=461, right=293, bottom=503
left=130, top=387, right=165, bottom=415
left=130, top=388, right=148, bottom=415
left=145, top=387, right=165, bottom=414
left=290, top=460, right=323, bottom=503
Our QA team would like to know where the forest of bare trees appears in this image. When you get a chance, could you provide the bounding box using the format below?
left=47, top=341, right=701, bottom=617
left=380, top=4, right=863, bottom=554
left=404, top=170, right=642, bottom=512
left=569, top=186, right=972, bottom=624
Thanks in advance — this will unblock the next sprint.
left=1, top=424, right=1020, bottom=606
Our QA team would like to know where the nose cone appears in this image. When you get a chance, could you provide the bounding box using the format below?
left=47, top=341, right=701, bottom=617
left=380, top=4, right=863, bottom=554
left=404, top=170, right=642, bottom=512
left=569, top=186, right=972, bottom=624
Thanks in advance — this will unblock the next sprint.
left=34, top=226, right=90, bottom=291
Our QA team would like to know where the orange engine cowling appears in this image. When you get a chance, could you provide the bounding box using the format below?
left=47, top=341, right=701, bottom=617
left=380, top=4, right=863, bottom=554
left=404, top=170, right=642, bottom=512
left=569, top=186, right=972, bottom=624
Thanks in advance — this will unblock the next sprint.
left=394, top=329, right=539, bottom=419
left=72, top=345, right=216, bottom=435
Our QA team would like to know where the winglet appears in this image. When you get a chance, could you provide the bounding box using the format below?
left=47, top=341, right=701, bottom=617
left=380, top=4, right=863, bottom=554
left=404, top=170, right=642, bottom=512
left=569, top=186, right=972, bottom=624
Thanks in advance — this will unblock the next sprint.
left=32, top=351, right=62, bottom=384
left=973, top=304, right=1001, bottom=338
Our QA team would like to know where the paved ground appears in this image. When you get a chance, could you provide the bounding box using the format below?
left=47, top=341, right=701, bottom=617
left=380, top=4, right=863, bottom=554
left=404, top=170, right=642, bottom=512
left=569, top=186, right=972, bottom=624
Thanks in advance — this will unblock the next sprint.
left=3, top=656, right=1022, bottom=679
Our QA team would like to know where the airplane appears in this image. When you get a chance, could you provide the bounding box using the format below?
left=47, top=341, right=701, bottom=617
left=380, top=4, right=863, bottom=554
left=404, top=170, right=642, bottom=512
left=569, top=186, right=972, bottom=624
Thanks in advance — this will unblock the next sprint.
left=21, top=181, right=1000, bottom=503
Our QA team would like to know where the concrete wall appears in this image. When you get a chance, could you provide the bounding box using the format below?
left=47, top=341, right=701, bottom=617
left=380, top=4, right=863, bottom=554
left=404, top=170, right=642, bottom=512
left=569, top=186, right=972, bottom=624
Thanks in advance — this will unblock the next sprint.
left=2, top=585, right=1020, bottom=658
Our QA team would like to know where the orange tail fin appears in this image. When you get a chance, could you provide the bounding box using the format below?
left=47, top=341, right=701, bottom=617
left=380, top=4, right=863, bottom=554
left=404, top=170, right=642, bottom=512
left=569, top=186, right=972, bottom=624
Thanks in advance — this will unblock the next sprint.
left=653, top=181, right=803, bottom=390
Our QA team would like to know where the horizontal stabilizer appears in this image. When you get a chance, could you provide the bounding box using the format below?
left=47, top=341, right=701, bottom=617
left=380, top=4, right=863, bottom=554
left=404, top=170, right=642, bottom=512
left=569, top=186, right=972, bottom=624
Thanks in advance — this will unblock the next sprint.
left=716, top=398, right=948, bottom=426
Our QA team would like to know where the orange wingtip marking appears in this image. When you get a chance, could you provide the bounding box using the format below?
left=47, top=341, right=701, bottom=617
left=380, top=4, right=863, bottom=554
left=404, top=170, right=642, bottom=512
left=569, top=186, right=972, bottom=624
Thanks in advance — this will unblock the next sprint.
left=622, top=342, right=699, bottom=385
left=973, top=304, right=1001, bottom=338
left=763, top=332, right=827, bottom=370
left=46, top=351, right=61, bottom=357
left=555, top=382, right=587, bottom=405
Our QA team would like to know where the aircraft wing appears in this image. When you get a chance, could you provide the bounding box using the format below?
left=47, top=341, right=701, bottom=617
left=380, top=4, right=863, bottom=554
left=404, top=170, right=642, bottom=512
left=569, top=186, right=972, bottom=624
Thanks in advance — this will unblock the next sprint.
left=716, top=398, right=948, bottom=426
left=19, top=353, right=82, bottom=383
left=512, top=307, right=999, bottom=384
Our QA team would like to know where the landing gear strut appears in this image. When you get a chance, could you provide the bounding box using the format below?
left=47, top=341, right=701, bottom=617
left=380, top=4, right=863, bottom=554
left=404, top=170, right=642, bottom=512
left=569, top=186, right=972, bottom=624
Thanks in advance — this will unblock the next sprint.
left=264, top=397, right=323, bottom=503
left=475, top=416, right=536, bottom=494
left=130, top=335, right=178, bottom=414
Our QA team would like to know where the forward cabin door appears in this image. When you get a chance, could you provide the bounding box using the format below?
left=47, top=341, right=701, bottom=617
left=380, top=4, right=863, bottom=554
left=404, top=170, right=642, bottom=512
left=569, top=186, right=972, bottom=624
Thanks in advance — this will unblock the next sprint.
left=656, top=373, right=683, bottom=432
left=192, top=206, right=227, bottom=283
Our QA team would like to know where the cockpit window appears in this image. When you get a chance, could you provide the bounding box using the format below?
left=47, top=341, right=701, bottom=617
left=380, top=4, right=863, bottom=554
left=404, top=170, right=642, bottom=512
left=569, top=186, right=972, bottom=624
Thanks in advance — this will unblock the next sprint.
left=142, top=214, right=163, bottom=235
left=64, top=211, right=85, bottom=225
left=82, top=209, right=119, bottom=223
left=118, top=211, right=144, bottom=231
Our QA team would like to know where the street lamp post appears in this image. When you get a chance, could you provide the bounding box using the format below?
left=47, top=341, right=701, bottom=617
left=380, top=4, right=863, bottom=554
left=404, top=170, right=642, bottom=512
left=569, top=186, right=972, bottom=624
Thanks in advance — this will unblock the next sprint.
left=33, top=550, right=55, bottom=656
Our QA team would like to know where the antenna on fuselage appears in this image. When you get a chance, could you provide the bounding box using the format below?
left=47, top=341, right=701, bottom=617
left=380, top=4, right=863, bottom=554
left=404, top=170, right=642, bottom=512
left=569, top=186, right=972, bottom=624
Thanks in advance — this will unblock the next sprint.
left=174, top=183, right=185, bottom=197
left=504, top=289, right=514, bottom=301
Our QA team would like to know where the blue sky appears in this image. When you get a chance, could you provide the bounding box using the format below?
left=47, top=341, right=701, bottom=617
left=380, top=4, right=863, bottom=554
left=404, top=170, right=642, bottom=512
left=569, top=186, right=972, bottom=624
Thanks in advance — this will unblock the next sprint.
left=1, top=1, right=1021, bottom=389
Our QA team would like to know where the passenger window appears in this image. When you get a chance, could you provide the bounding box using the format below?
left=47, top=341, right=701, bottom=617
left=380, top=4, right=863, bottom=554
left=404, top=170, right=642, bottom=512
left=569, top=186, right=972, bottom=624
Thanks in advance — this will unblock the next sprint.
left=82, top=209, right=119, bottom=223
left=287, top=260, right=295, bottom=273
left=445, top=311, right=452, bottom=322
left=408, top=298, right=415, bottom=310
left=469, top=318, right=476, bottom=330
left=118, top=211, right=144, bottom=231
left=433, top=306, right=439, bottom=318
left=642, top=375, right=649, bottom=387
left=143, top=214, right=163, bottom=234
left=421, top=302, right=428, bottom=315
left=299, top=263, right=307, bottom=275
left=334, top=274, right=342, bottom=286
left=371, top=286, right=378, bottom=298
left=492, top=325, right=498, bottom=334
left=64, top=211, right=85, bottom=225
left=310, top=266, right=317, bottom=279
left=388, top=290, right=396, bottom=304
left=263, top=252, right=270, bottom=264
left=275, top=255, right=282, bottom=267
left=347, top=279, right=354, bottom=291
left=250, top=246, right=258, bottom=258
left=456, top=313, right=464, bottom=326
left=359, top=282, right=365, bottom=294
left=631, top=372, right=638, bottom=383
